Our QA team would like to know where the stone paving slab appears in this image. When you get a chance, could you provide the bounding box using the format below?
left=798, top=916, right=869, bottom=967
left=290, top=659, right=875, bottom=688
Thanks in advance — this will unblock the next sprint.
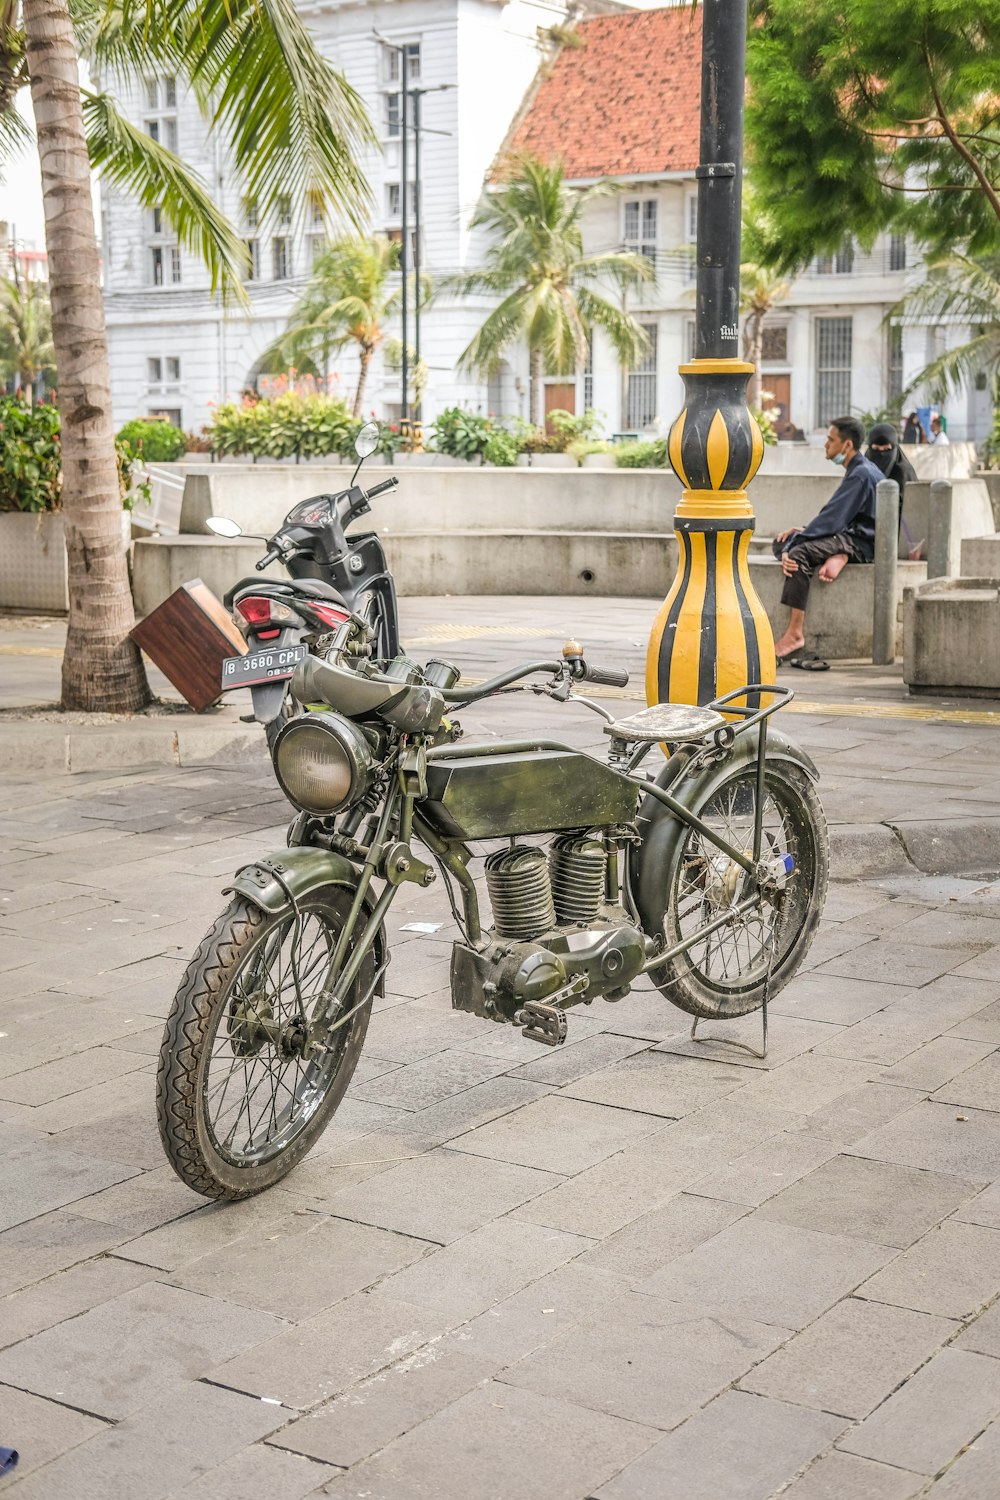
left=3, top=633, right=1000, bottom=1493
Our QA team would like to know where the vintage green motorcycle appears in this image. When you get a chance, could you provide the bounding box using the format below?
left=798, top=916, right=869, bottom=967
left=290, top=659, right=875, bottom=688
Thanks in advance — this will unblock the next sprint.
left=157, top=617, right=828, bottom=1200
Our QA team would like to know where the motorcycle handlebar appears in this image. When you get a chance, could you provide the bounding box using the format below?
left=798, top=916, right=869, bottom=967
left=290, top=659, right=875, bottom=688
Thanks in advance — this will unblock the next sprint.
left=364, top=476, right=399, bottom=501
left=255, top=547, right=282, bottom=571
left=580, top=661, right=630, bottom=688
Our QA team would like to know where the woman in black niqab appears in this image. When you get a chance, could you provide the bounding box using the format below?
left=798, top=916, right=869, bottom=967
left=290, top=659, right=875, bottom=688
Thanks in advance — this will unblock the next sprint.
left=866, top=422, right=920, bottom=557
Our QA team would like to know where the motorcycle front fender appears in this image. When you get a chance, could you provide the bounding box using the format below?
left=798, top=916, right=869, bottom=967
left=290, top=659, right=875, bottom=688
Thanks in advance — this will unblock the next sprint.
left=628, top=727, right=819, bottom=938
left=224, top=847, right=386, bottom=991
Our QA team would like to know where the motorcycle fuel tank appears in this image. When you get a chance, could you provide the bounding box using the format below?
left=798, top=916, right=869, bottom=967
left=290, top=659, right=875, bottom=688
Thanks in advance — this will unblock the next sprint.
left=421, top=746, right=638, bottom=840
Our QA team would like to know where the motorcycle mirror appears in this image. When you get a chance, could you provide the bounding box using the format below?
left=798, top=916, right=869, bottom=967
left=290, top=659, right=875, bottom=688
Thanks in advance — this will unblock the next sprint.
left=354, top=422, right=380, bottom=460
left=206, top=516, right=243, bottom=539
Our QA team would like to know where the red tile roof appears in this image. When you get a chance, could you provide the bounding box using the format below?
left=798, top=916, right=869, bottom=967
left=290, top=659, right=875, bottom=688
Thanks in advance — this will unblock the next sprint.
left=506, top=7, right=703, bottom=181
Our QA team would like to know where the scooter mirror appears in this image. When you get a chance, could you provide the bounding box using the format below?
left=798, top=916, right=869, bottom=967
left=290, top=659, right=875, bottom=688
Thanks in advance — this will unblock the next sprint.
left=354, top=422, right=380, bottom=460
left=206, top=516, right=243, bottom=539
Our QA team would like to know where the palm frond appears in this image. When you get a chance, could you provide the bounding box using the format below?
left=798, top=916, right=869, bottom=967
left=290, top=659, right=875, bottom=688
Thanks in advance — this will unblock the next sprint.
left=106, top=0, right=374, bottom=230
left=83, top=91, right=250, bottom=304
left=0, top=102, right=31, bottom=171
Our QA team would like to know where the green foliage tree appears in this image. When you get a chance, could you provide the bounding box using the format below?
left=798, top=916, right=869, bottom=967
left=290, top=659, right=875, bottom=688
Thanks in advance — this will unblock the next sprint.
left=2, top=0, right=372, bottom=711
left=746, top=0, right=1000, bottom=272
left=896, top=254, right=1000, bottom=405
left=261, top=237, right=415, bottom=417
left=0, top=277, right=55, bottom=404
left=451, top=155, right=654, bottom=427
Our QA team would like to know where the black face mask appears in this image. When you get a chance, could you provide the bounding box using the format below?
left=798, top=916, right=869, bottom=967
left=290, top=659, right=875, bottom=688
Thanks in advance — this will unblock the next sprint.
left=866, top=423, right=899, bottom=475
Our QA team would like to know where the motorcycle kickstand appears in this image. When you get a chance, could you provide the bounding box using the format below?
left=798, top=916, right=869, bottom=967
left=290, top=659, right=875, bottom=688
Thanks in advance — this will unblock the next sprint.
left=689, top=987, right=768, bottom=1062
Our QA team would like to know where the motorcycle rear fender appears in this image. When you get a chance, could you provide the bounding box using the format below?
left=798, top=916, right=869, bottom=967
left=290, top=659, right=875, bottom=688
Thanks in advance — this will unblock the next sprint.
left=223, top=848, right=385, bottom=988
left=628, top=728, right=818, bottom=939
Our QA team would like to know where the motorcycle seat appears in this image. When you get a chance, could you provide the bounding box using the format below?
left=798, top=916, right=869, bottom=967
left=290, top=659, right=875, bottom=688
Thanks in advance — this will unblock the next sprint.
left=603, top=703, right=727, bottom=744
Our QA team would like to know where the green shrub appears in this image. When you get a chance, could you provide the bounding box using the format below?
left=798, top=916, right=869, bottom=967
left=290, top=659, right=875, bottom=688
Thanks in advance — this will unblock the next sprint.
left=547, top=408, right=601, bottom=447
left=614, top=438, right=668, bottom=469
left=430, top=406, right=495, bottom=462
left=207, top=393, right=354, bottom=462
left=483, top=428, right=519, bottom=467
left=0, top=393, right=147, bottom=512
left=567, top=438, right=613, bottom=466
left=116, top=418, right=188, bottom=462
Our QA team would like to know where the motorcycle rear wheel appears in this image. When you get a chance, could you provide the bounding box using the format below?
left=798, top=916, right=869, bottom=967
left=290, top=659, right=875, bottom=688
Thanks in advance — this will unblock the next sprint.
left=648, top=762, right=828, bottom=1019
left=156, top=888, right=376, bottom=1200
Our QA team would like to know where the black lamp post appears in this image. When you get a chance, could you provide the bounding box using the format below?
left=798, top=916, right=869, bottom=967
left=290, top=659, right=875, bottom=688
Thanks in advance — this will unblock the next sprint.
left=645, top=0, right=775, bottom=709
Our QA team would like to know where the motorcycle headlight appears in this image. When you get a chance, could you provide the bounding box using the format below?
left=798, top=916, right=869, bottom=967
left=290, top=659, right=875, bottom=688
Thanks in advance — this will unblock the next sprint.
left=273, top=712, right=376, bottom=816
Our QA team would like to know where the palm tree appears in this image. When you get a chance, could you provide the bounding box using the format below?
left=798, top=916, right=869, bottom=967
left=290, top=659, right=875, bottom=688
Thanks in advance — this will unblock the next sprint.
left=451, top=156, right=654, bottom=427
left=5, top=0, right=372, bottom=712
left=740, top=261, right=790, bottom=410
left=0, top=278, right=55, bottom=403
left=262, top=237, right=409, bottom=417
left=895, top=253, right=1000, bottom=406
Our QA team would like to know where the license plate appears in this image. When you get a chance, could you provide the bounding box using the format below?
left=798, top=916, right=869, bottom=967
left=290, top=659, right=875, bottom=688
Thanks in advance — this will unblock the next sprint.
left=221, top=644, right=307, bottom=690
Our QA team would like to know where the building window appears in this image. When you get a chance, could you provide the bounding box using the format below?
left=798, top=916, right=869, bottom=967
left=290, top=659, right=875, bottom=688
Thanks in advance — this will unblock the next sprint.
left=272, top=237, right=290, bottom=279
left=276, top=195, right=292, bottom=226
left=163, top=118, right=177, bottom=153
left=685, top=195, right=698, bottom=283
left=623, top=199, right=657, bottom=263
left=626, top=323, right=658, bottom=430
left=151, top=206, right=164, bottom=235
left=244, top=198, right=259, bottom=230
left=149, top=407, right=182, bottom=426
left=386, top=182, right=401, bottom=217
left=165, top=356, right=181, bottom=382
left=163, top=76, right=177, bottom=108
left=386, top=93, right=401, bottom=138
left=246, top=239, right=260, bottom=280
left=308, top=234, right=327, bottom=266
left=816, top=242, right=855, bottom=275
left=761, top=325, right=788, bottom=362
left=144, top=78, right=158, bottom=110
left=145, top=119, right=160, bottom=144
left=686, top=318, right=697, bottom=361
left=170, top=246, right=181, bottom=284
left=815, top=316, right=852, bottom=425
left=889, top=233, right=907, bottom=272
left=385, top=42, right=420, bottom=83
left=147, top=356, right=162, bottom=383
left=887, top=323, right=903, bottom=405
left=150, top=246, right=164, bottom=285
left=583, top=335, right=593, bottom=410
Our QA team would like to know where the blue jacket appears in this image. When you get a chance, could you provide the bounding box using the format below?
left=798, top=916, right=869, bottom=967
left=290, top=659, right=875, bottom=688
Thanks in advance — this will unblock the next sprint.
left=782, top=452, right=885, bottom=562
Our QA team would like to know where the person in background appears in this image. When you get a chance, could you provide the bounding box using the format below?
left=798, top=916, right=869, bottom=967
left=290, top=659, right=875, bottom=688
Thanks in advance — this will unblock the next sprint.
left=771, top=416, right=884, bottom=671
left=902, top=411, right=924, bottom=444
left=866, top=422, right=920, bottom=559
left=929, top=415, right=950, bottom=445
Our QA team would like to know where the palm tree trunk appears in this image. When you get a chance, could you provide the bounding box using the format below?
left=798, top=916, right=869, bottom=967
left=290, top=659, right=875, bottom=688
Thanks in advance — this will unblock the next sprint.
left=529, top=346, right=544, bottom=428
left=746, top=314, right=764, bottom=410
left=353, top=347, right=372, bottom=419
left=24, top=0, right=150, bottom=711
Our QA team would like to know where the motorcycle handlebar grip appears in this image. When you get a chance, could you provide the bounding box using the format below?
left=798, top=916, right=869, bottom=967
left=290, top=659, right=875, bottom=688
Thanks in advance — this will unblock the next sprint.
left=583, top=662, right=630, bottom=688
left=365, top=476, right=399, bottom=500
left=255, top=547, right=282, bottom=571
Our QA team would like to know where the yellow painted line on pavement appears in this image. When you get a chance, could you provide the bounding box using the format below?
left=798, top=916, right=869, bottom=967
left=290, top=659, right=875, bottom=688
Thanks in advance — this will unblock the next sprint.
left=408, top=624, right=569, bottom=645
left=785, top=698, right=1000, bottom=727
left=0, top=643, right=63, bottom=658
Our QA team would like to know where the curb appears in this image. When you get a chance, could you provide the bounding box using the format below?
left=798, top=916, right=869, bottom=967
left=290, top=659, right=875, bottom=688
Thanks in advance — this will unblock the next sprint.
left=0, top=720, right=267, bottom=774
left=830, top=819, right=1000, bottom=881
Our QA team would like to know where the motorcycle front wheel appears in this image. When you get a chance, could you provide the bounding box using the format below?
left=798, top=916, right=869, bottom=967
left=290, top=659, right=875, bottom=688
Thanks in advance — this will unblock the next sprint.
left=646, top=762, right=829, bottom=1020
left=156, top=888, right=376, bottom=1200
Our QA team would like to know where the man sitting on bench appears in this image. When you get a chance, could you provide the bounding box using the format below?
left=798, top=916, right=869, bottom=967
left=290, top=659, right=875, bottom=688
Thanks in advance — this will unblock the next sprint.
left=772, top=415, right=884, bottom=671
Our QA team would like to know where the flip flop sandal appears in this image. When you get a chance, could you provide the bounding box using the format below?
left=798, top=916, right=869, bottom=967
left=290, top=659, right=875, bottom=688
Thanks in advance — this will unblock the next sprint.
left=787, top=649, right=829, bottom=672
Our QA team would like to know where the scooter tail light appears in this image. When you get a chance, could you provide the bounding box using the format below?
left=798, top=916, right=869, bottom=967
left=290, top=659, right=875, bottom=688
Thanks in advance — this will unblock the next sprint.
left=234, top=596, right=275, bottom=628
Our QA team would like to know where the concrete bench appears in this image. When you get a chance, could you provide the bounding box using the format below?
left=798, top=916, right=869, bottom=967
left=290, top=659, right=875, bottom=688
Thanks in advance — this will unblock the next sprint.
left=904, top=576, right=1000, bottom=695
left=752, top=556, right=927, bottom=660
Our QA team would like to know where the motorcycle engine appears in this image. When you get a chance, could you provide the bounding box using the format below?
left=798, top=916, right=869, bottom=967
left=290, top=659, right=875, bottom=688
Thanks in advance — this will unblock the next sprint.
left=451, top=834, right=647, bottom=1024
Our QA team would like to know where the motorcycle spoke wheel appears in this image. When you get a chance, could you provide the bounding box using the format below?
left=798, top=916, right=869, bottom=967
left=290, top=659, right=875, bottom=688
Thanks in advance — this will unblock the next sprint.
left=157, top=890, right=376, bottom=1200
left=653, top=764, right=828, bottom=1019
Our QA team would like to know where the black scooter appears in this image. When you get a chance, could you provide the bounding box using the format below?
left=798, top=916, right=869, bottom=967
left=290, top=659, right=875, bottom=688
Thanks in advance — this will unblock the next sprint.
left=208, top=423, right=402, bottom=743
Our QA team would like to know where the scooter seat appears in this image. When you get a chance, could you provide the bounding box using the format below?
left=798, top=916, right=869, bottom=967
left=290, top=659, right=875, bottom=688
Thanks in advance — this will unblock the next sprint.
left=224, top=577, right=347, bottom=608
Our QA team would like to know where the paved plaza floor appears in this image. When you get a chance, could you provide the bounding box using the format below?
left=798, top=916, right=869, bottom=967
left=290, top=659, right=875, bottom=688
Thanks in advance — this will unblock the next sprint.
left=2, top=598, right=1000, bottom=1496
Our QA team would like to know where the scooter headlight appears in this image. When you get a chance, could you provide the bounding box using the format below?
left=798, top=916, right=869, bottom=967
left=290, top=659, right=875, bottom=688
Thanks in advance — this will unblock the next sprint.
left=272, top=712, right=376, bottom=816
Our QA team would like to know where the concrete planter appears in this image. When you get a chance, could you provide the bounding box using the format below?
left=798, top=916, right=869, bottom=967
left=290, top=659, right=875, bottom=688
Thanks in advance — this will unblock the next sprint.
left=904, top=576, right=1000, bottom=695
left=0, top=512, right=69, bottom=612
left=0, top=510, right=132, bottom=614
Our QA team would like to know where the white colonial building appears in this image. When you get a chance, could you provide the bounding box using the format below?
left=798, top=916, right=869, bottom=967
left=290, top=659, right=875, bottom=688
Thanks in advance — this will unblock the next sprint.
left=100, top=1, right=992, bottom=443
